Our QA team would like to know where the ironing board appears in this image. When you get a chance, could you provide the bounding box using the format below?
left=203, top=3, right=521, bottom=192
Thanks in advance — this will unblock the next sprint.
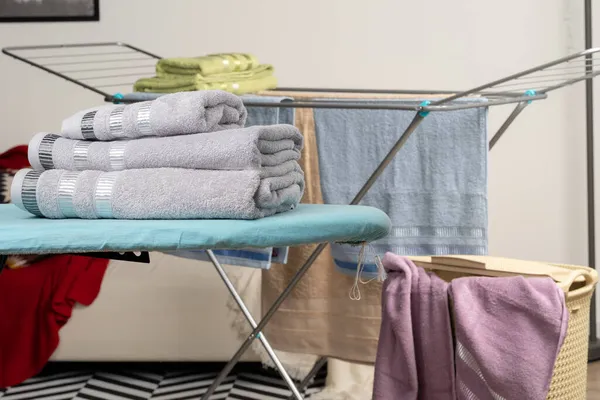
left=0, top=203, right=391, bottom=400
left=0, top=204, right=390, bottom=254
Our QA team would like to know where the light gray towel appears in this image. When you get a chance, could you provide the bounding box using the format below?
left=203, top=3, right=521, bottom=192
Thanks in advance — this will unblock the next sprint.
left=314, top=100, right=488, bottom=277
left=11, top=167, right=304, bottom=220
left=243, top=95, right=295, bottom=126
left=117, top=93, right=296, bottom=126
left=60, top=90, right=247, bottom=141
left=28, top=125, right=303, bottom=173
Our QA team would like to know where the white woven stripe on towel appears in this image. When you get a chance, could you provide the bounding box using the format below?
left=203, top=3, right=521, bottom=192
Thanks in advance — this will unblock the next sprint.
left=73, top=141, right=92, bottom=170
left=137, top=102, right=152, bottom=136
left=57, top=171, right=78, bottom=218
left=459, top=380, right=480, bottom=400
left=94, top=172, right=118, bottom=218
left=457, top=341, right=506, bottom=400
left=389, top=226, right=487, bottom=239
left=109, top=141, right=127, bottom=171
left=109, top=106, right=125, bottom=137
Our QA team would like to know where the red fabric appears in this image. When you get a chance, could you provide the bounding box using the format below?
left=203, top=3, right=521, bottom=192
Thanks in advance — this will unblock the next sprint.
left=0, top=145, right=109, bottom=387
left=0, top=255, right=108, bottom=387
left=0, top=145, right=29, bottom=170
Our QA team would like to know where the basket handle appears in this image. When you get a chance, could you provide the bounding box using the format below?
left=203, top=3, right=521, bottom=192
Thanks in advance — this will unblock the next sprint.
left=562, top=269, right=597, bottom=298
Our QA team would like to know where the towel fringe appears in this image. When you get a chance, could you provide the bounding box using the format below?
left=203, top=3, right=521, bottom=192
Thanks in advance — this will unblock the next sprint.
left=375, top=254, right=387, bottom=282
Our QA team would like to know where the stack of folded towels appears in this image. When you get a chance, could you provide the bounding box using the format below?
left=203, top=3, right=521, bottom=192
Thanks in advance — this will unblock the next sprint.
left=11, top=90, right=305, bottom=220
left=133, top=53, right=277, bottom=95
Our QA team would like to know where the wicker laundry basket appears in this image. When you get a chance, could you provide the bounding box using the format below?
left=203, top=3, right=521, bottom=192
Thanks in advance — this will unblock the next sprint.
left=410, top=256, right=598, bottom=400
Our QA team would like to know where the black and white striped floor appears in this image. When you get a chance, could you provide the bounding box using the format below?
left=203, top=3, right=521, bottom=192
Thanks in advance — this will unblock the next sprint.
left=0, top=362, right=327, bottom=400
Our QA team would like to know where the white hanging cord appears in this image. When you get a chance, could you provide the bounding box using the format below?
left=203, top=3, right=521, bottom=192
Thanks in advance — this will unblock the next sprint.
left=349, top=243, right=367, bottom=301
left=349, top=243, right=388, bottom=300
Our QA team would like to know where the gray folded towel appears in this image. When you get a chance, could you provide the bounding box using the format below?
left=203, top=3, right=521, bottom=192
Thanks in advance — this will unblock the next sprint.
left=11, top=167, right=304, bottom=220
left=28, top=125, right=303, bottom=173
left=165, top=96, right=298, bottom=268
left=60, top=90, right=247, bottom=141
left=118, top=93, right=297, bottom=126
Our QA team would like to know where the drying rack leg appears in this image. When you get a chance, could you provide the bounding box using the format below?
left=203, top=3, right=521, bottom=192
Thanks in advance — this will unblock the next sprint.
left=489, top=102, right=529, bottom=150
left=205, top=250, right=304, bottom=400
left=286, top=356, right=328, bottom=400
left=202, top=113, right=427, bottom=399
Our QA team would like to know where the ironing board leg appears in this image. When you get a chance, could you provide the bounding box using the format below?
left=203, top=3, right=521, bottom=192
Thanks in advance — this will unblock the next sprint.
left=203, top=113, right=427, bottom=399
left=202, top=242, right=329, bottom=399
left=205, top=250, right=304, bottom=400
left=286, top=356, right=328, bottom=400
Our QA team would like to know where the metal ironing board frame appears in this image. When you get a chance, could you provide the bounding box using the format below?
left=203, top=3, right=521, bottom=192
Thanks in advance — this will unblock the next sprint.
left=3, top=42, right=600, bottom=399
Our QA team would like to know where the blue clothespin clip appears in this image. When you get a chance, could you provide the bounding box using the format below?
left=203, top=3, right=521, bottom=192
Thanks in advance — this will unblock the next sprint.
left=113, top=92, right=124, bottom=104
left=524, top=89, right=537, bottom=105
left=418, top=100, right=431, bottom=117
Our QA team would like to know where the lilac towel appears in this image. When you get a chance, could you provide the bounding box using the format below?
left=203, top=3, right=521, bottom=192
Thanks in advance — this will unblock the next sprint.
left=450, top=276, right=568, bottom=400
left=373, top=253, right=455, bottom=400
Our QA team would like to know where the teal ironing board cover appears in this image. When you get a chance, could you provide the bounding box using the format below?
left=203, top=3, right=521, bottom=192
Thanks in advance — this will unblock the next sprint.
left=0, top=204, right=391, bottom=255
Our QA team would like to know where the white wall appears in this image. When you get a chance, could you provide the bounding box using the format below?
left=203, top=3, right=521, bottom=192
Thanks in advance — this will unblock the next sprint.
left=0, top=0, right=591, bottom=298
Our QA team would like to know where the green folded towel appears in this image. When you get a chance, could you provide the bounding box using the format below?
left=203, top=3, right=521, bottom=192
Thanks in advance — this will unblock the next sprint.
left=134, top=53, right=277, bottom=95
left=134, top=63, right=277, bottom=95
left=156, top=53, right=259, bottom=76
left=133, top=72, right=277, bottom=95
left=158, top=63, right=273, bottom=81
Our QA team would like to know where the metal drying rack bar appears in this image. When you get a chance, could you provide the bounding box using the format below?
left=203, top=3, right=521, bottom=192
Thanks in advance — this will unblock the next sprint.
left=3, top=43, right=599, bottom=149
left=3, top=42, right=600, bottom=396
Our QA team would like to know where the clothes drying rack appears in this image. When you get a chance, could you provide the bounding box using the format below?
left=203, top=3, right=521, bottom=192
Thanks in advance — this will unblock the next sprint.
left=3, top=42, right=600, bottom=399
